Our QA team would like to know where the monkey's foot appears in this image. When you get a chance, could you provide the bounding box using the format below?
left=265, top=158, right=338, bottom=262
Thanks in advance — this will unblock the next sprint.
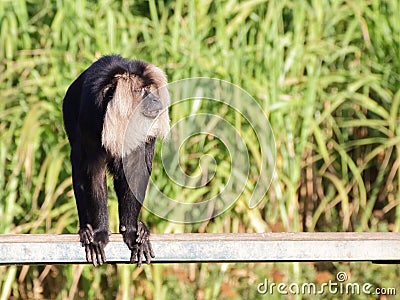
left=79, top=224, right=109, bottom=267
left=122, top=221, right=155, bottom=267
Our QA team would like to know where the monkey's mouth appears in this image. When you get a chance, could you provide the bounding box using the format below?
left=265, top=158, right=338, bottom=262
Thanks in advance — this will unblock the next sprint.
left=142, top=110, right=161, bottom=119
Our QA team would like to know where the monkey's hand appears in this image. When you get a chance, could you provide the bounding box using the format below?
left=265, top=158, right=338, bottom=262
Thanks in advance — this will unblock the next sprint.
left=122, top=221, right=155, bottom=267
left=79, top=224, right=109, bottom=267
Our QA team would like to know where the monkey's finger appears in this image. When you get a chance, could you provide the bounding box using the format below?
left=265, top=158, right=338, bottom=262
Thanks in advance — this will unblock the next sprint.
left=136, top=222, right=150, bottom=243
left=136, top=228, right=146, bottom=243
left=80, top=231, right=92, bottom=245
left=92, top=255, right=99, bottom=267
left=90, top=247, right=100, bottom=267
left=143, top=244, right=152, bottom=264
left=85, top=245, right=93, bottom=263
left=137, top=245, right=144, bottom=267
left=148, top=241, right=155, bottom=258
left=138, top=231, right=150, bottom=244
left=136, top=234, right=144, bottom=244
left=85, top=224, right=94, bottom=243
left=94, top=246, right=101, bottom=266
left=130, top=245, right=139, bottom=264
left=99, top=244, right=107, bottom=264
left=95, top=245, right=105, bottom=266
left=93, top=247, right=100, bottom=267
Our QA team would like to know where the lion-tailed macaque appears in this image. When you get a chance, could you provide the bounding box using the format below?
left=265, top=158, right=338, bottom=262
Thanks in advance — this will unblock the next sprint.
left=62, top=55, right=170, bottom=266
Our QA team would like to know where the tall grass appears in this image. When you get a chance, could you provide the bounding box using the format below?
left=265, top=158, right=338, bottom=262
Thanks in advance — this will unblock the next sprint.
left=0, top=0, right=399, bottom=299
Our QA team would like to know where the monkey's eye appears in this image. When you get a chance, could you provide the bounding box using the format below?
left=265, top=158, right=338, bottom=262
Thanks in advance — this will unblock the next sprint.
left=133, top=87, right=148, bottom=97
left=141, top=87, right=152, bottom=98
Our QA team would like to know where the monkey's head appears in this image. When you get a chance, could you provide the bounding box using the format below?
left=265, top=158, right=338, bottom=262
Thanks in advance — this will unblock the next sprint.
left=101, top=62, right=170, bottom=157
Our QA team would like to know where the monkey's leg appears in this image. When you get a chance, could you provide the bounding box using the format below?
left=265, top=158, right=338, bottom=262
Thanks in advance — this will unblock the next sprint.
left=113, top=171, right=155, bottom=266
left=73, top=147, right=109, bottom=266
left=70, top=145, right=91, bottom=242
left=112, top=140, right=156, bottom=266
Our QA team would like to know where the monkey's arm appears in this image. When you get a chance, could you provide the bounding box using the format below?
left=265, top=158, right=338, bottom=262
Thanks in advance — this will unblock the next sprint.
left=112, top=137, right=156, bottom=266
left=63, top=72, right=110, bottom=266
left=70, top=141, right=110, bottom=266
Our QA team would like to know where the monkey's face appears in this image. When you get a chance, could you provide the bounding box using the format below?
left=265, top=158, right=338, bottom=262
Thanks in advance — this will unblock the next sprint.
left=102, top=65, right=170, bottom=157
left=138, top=87, right=164, bottom=119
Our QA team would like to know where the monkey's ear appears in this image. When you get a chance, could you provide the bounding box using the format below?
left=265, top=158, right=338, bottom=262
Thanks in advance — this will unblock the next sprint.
left=100, top=83, right=114, bottom=100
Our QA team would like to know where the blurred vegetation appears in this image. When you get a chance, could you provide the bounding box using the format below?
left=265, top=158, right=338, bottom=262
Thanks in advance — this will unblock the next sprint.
left=0, top=0, right=399, bottom=299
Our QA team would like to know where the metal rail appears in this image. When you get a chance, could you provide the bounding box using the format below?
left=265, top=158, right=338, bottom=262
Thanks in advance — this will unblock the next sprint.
left=0, top=233, right=399, bottom=265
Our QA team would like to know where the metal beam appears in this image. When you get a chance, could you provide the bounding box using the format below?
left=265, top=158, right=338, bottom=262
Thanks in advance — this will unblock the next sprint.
left=0, top=233, right=399, bottom=265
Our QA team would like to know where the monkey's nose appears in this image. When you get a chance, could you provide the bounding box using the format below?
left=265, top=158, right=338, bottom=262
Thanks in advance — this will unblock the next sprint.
left=142, top=95, right=163, bottom=118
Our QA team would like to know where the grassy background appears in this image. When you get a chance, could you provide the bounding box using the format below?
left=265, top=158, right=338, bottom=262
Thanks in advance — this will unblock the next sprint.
left=0, top=0, right=399, bottom=299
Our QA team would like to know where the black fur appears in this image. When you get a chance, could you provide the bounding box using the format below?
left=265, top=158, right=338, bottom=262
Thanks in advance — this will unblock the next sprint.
left=63, top=55, right=158, bottom=266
